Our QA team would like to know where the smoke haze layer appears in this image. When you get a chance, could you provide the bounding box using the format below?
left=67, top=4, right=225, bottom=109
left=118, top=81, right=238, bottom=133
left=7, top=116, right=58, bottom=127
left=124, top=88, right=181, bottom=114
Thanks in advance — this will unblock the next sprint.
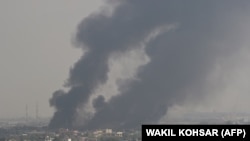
left=49, top=0, right=250, bottom=129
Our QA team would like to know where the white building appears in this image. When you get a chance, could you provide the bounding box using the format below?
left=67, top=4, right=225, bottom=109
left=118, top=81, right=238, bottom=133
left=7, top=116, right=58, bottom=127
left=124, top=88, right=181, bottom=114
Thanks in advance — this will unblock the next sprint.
left=105, top=129, right=112, bottom=134
left=116, top=132, right=123, bottom=137
left=93, top=130, right=103, bottom=137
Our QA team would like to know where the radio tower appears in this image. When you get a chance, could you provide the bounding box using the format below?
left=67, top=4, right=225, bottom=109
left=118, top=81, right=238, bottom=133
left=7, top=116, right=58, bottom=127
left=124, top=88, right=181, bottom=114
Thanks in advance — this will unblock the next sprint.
left=36, top=102, right=39, bottom=120
left=25, top=104, right=28, bottom=122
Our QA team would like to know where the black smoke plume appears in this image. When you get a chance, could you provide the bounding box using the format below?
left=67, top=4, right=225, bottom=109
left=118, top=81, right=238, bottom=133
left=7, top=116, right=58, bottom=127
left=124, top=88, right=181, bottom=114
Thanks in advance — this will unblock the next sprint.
left=49, top=0, right=250, bottom=129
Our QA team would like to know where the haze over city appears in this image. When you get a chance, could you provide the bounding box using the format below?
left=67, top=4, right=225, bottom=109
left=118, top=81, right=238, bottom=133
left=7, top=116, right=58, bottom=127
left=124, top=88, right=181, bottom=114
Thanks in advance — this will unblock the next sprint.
left=1, top=0, right=250, bottom=130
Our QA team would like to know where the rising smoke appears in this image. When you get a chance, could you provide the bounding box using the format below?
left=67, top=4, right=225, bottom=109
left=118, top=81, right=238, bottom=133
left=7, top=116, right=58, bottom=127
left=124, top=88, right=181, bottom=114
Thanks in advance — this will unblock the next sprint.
left=49, top=0, right=250, bottom=129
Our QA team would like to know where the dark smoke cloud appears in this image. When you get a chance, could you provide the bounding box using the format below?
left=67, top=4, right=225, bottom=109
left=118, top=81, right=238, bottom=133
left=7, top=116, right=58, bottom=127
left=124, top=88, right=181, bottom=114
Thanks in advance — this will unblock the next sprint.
left=49, top=0, right=250, bottom=129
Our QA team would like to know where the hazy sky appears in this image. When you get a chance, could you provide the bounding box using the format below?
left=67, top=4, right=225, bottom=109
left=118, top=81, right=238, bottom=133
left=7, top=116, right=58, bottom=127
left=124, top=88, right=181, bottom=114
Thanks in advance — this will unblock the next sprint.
left=2, top=0, right=250, bottom=124
left=0, top=0, right=103, bottom=118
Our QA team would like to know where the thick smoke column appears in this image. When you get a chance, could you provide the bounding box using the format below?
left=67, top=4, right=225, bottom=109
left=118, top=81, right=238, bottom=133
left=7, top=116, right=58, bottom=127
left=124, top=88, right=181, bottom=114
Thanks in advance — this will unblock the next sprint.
left=49, top=0, right=250, bottom=129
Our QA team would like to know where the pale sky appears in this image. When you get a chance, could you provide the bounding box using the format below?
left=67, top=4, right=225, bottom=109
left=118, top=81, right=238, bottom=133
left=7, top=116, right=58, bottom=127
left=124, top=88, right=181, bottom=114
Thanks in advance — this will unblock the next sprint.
left=0, top=0, right=103, bottom=118
left=1, top=0, right=250, bottom=124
